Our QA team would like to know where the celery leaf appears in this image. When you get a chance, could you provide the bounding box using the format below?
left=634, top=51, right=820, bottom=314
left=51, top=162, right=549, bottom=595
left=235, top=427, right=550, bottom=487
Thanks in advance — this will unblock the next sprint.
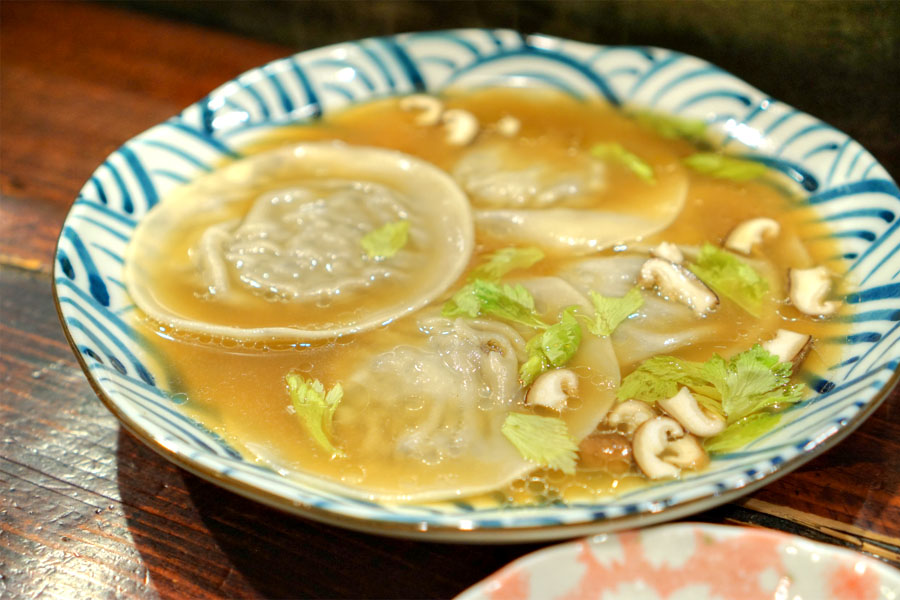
left=689, top=242, right=769, bottom=317
left=468, top=246, right=545, bottom=281
left=683, top=153, right=768, bottom=182
left=585, top=287, right=644, bottom=336
left=618, top=345, right=806, bottom=446
left=519, top=307, right=582, bottom=386
left=501, top=412, right=578, bottom=474
left=632, top=110, right=708, bottom=143
left=443, top=279, right=547, bottom=329
left=591, top=143, right=656, bottom=183
left=703, top=412, right=783, bottom=453
left=361, top=220, right=409, bottom=259
left=286, top=374, right=345, bottom=458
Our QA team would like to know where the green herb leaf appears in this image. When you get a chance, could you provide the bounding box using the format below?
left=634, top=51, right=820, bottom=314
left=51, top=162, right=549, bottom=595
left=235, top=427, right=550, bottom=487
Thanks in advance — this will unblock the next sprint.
left=360, top=220, right=409, bottom=259
left=442, top=283, right=482, bottom=318
left=501, top=412, right=579, bottom=474
left=632, top=110, right=708, bottom=143
left=617, top=355, right=715, bottom=404
left=618, top=345, right=805, bottom=431
left=468, top=246, right=545, bottom=281
left=688, top=242, right=769, bottom=317
left=703, top=412, right=783, bottom=453
left=591, top=143, right=656, bottom=183
left=519, top=307, right=583, bottom=386
left=285, top=374, right=345, bottom=458
left=585, top=287, right=644, bottom=336
left=683, top=153, right=768, bottom=182
left=702, top=345, right=804, bottom=423
left=443, top=279, right=548, bottom=329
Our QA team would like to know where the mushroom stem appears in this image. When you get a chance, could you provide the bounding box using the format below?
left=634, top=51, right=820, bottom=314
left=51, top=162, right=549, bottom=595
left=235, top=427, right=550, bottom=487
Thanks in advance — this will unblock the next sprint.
left=632, top=416, right=684, bottom=479
left=762, top=329, right=813, bottom=367
left=398, top=94, right=444, bottom=126
left=526, top=369, right=578, bottom=412
left=442, top=109, right=480, bottom=146
left=495, top=115, right=521, bottom=137
left=606, top=399, right=657, bottom=435
left=789, top=267, right=840, bottom=316
left=658, top=387, right=726, bottom=437
left=650, top=242, right=684, bottom=264
left=661, top=435, right=709, bottom=470
left=639, top=258, right=719, bottom=316
left=725, top=218, right=781, bottom=255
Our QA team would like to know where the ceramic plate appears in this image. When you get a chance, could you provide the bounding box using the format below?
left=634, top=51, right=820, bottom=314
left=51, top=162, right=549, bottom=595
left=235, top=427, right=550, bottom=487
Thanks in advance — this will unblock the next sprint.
left=55, top=30, right=900, bottom=542
left=457, top=523, right=900, bottom=599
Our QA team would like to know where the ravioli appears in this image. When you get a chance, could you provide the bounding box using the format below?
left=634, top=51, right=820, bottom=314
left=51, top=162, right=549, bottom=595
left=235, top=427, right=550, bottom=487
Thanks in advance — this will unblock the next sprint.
left=125, top=143, right=474, bottom=340
left=455, top=141, right=689, bottom=254
left=246, top=277, right=619, bottom=502
left=559, top=252, right=785, bottom=368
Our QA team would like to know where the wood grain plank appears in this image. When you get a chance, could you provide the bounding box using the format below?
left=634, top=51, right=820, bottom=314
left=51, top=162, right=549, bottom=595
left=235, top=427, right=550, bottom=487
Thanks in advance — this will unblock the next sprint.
left=0, top=1, right=290, bottom=266
left=2, top=2, right=900, bottom=597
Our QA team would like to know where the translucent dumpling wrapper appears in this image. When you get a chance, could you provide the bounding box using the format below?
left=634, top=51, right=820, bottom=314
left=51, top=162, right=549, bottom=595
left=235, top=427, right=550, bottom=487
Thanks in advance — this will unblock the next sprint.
left=453, top=141, right=689, bottom=254
left=125, top=142, right=474, bottom=341
left=248, top=277, right=620, bottom=502
left=558, top=251, right=785, bottom=368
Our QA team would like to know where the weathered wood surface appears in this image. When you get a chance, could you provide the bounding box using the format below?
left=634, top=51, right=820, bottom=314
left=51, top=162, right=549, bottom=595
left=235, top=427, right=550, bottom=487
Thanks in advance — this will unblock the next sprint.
left=1, top=2, right=898, bottom=598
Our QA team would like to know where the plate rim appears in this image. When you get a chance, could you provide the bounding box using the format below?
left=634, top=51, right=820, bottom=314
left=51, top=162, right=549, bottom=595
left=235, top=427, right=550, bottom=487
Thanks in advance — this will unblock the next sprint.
left=455, top=521, right=900, bottom=597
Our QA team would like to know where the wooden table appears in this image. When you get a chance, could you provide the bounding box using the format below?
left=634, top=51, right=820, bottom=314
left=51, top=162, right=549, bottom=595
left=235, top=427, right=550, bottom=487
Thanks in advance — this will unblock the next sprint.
left=2, top=2, right=898, bottom=597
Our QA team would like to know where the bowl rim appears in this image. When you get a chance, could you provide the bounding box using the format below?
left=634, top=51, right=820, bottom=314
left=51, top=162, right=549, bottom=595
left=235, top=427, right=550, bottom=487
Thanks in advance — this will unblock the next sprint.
left=456, top=521, right=900, bottom=597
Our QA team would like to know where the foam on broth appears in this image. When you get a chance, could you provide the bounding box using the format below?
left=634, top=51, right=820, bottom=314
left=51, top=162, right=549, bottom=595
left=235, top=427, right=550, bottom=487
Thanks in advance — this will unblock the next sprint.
left=131, top=88, right=850, bottom=504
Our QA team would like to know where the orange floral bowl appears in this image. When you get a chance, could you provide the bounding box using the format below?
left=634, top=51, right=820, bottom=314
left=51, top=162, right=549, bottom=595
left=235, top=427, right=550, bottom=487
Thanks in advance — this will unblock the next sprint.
left=457, top=523, right=900, bottom=599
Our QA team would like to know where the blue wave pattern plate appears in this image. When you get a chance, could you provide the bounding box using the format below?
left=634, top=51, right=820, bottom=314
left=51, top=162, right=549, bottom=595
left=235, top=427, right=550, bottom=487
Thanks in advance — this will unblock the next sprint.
left=55, top=30, right=900, bottom=542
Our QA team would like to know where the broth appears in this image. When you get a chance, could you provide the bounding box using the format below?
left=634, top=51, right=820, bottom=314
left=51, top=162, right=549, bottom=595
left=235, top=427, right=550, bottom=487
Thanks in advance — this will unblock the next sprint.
left=129, top=88, right=850, bottom=504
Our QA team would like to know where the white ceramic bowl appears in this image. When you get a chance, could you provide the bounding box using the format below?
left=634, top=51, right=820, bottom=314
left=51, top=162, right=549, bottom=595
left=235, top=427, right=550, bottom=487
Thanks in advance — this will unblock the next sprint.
left=56, top=30, right=900, bottom=542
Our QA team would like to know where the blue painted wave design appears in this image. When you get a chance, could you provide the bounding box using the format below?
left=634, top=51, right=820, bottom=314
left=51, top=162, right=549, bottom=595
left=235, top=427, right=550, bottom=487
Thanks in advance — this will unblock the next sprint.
left=55, top=30, right=900, bottom=533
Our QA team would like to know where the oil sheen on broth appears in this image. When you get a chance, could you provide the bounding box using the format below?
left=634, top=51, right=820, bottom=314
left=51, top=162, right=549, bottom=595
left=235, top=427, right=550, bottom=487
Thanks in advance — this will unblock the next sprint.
left=128, top=88, right=850, bottom=505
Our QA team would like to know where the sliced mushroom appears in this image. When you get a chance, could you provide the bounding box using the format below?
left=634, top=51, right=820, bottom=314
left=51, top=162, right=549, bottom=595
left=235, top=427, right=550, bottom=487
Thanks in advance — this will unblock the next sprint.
left=578, top=431, right=633, bottom=475
left=762, top=329, right=813, bottom=367
left=606, top=399, right=657, bottom=434
left=639, top=258, right=719, bottom=316
left=725, top=217, right=781, bottom=255
left=789, top=266, right=840, bottom=316
left=660, top=435, right=709, bottom=470
left=650, top=241, right=684, bottom=264
left=398, top=94, right=444, bottom=126
left=632, top=416, right=684, bottom=479
left=442, top=109, right=480, bottom=146
left=526, top=369, right=578, bottom=412
left=495, top=115, right=521, bottom=137
left=658, top=387, right=726, bottom=437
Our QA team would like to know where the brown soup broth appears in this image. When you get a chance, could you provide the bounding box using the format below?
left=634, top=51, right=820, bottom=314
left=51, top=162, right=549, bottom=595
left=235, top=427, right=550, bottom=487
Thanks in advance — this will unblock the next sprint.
left=132, top=88, right=850, bottom=504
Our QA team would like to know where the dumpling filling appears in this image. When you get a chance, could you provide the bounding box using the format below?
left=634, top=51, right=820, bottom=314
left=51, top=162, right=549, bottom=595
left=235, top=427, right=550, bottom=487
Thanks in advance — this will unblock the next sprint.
left=194, top=180, right=415, bottom=301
